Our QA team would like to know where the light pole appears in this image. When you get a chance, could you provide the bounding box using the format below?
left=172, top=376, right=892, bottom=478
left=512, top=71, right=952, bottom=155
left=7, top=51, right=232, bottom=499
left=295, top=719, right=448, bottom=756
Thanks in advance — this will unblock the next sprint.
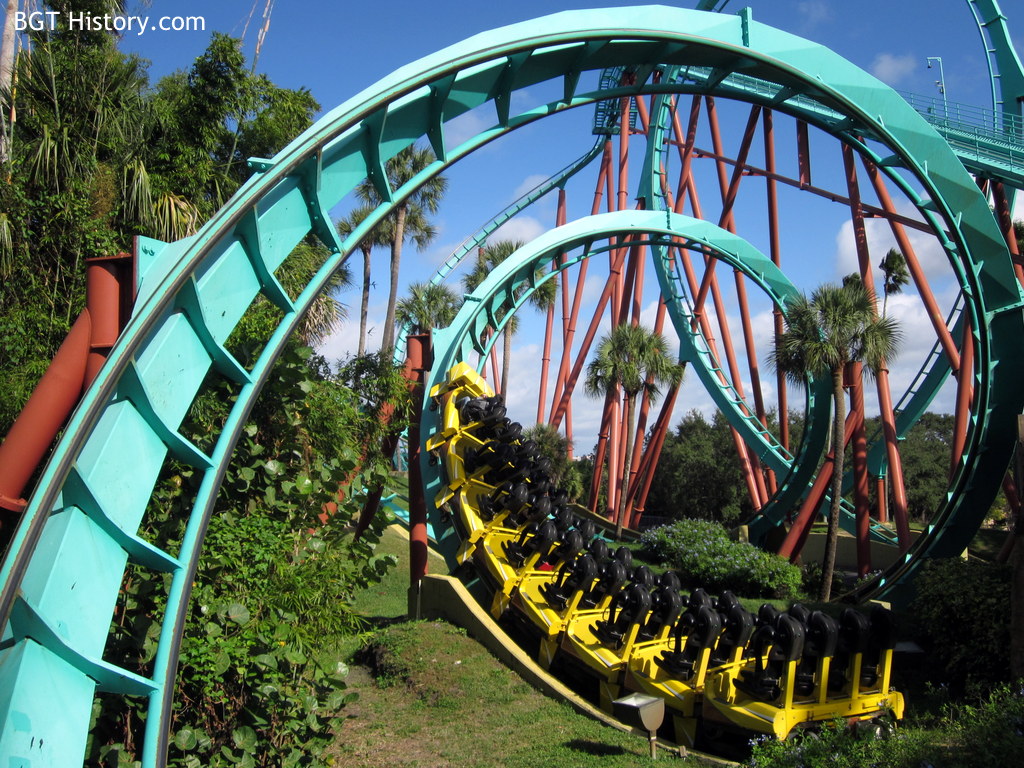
left=926, top=56, right=948, bottom=120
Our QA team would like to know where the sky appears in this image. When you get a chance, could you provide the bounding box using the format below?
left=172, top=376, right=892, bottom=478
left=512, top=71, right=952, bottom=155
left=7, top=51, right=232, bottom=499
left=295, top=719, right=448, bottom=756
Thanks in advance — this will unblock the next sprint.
left=7, top=0, right=1023, bottom=451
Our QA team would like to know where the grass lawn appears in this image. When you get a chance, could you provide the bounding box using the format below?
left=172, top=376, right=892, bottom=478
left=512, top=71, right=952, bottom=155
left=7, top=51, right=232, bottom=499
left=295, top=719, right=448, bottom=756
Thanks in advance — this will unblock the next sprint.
left=328, top=526, right=714, bottom=767
left=326, top=620, right=708, bottom=768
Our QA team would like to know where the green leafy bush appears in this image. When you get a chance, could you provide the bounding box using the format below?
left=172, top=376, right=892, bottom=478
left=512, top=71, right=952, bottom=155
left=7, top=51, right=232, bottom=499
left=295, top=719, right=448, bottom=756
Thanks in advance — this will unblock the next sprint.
left=745, top=716, right=933, bottom=768
left=90, top=345, right=401, bottom=767
left=638, top=520, right=803, bottom=598
left=908, top=557, right=1010, bottom=691
left=745, top=685, right=1024, bottom=768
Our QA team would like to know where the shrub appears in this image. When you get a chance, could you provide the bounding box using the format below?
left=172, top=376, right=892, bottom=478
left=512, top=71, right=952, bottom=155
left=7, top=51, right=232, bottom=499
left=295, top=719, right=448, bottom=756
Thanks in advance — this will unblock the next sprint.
left=89, top=346, right=399, bottom=767
left=745, top=716, right=934, bottom=767
left=908, top=557, right=1010, bottom=691
left=638, top=520, right=803, bottom=599
left=745, top=685, right=1024, bottom=768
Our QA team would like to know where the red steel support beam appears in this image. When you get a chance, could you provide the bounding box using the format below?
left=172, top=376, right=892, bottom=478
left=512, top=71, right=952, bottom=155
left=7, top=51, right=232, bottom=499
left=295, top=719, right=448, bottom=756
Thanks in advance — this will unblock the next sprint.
left=678, top=146, right=934, bottom=235
left=629, top=379, right=681, bottom=527
left=992, top=181, right=1024, bottom=288
left=797, top=119, right=811, bottom=188
left=549, top=143, right=610, bottom=427
left=848, top=362, right=872, bottom=577
left=0, top=311, right=91, bottom=514
left=950, top=319, right=975, bottom=480
left=406, top=334, right=431, bottom=591
left=538, top=188, right=568, bottom=425
left=864, top=161, right=961, bottom=371
left=778, top=412, right=858, bottom=561
left=549, top=241, right=631, bottom=429
left=845, top=148, right=910, bottom=549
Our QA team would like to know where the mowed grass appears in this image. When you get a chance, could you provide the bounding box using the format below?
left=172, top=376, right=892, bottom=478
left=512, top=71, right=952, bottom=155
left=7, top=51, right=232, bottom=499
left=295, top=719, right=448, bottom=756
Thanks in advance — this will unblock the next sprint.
left=329, top=526, right=715, bottom=768
left=326, top=620, right=708, bottom=768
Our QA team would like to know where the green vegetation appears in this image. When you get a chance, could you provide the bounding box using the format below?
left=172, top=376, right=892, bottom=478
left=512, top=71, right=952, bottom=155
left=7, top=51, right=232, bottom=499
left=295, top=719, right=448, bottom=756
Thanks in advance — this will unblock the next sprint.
left=746, top=685, right=1024, bottom=767
left=638, top=519, right=803, bottom=599
left=908, top=557, right=1011, bottom=691
left=645, top=410, right=754, bottom=527
left=91, top=344, right=409, bottom=767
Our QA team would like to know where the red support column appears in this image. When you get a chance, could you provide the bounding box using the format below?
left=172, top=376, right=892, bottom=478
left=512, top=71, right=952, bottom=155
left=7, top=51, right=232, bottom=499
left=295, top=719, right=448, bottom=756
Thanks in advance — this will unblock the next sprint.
left=0, top=311, right=91, bottom=514
left=992, top=181, right=1024, bottom=288
left=864, top=161, right=961, bottom=371
left=549, top=244, right=631, bottom=429
left=406, top=334, right=431, bottom=596
left=537, top=188, right=568, bottom=424
left=630, top=380, right=681, bottom=527
left=550, top=142, right=611, bottom=426
left=848, top=362, right=872, bottom=577
left=763, top=109, right=789, bottom=451
left=844, top=148, right=910, bottom=548
left=778, top=413, right=858, bottom=561
left=950, top=319, right=975, bottom=479
left=796, top=120, right=812, bottom=188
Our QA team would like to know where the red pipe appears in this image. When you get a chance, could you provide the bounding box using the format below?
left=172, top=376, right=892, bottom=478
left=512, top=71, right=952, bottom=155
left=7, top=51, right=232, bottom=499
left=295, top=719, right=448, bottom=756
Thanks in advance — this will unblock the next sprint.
left=676, top=178, right=763, bottom=509
left=797, top=120, right=812, bottom=188
left=864, top=161, right=960, bottom=371
left=778, top=412, right=858, bottom=561
left=848, top=363, right=872, bottom=577
left=950, top=319, right=975, bottom=480
left=844, top=150, right=910, bottom=548
left=992, top=181, right=1024, bottom=288
left=549, top=143, right=610, bottom=425
left=588, top=387, right=617, bottom=512
left=549, top=244, right=630, bottom=429
left=0, top=310, right=92, bottom=513
left=537, top=189, right=568, bottom=424
left=763, top=110, right=789, bottom=451
left=406, top=334, right=430, bottom=590
left=85, top=257, right=123, bottom=386
left=629, top=380, right=681, bottom=527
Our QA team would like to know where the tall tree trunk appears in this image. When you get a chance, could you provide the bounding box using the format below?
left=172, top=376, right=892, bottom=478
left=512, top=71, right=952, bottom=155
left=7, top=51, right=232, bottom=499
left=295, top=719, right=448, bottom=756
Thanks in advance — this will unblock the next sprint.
left=382, top=205, right=406, bottom=352
left=0, top=0, right=18, bottom=162
left=358, top=244, right=371, bottom=357
left=615, top=393, right=637, bottom=540
left=820, top=369, right=847, bottom=601
left=501, top=325, right=512, bottom=396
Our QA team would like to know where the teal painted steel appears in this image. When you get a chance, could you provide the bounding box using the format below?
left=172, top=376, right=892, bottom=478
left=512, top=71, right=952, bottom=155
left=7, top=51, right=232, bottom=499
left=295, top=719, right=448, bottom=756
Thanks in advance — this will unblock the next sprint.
left=0, top=5, right=1020, bottom=763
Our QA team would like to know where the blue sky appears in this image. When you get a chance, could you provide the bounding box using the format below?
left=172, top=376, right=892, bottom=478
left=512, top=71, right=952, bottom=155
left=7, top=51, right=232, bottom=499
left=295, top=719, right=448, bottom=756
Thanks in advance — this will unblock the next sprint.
left=9, top=1, right=1023, bottom=449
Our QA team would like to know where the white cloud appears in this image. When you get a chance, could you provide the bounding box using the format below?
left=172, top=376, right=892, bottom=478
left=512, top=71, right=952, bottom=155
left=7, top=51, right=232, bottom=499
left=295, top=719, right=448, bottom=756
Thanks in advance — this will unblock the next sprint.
left=491, top=214, right=548, bottom=244
left=833, top=212, right=950, bottom=290
left=513, top=173, right=549, bottom=200
left=869, top=53, right=917, bottom=87
left=444, top=107, right=492, bottom=150
left=795, top=1, right=831, bottom=30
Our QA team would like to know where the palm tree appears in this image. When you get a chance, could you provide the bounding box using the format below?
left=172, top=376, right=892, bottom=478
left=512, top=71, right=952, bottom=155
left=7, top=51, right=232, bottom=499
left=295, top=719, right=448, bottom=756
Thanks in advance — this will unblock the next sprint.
left=337, top=205, right=393, bottom=356
left=395, top=281, right=460, bottom=335
left=878, top=248, right=909, bottom=316
left=772, top=281, right=900, bottom=601
left=585, top=323, right=682, bottom=539
left=357, top=145, right=447, bottom=352
left=464, top=239, right=557, bottom=395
